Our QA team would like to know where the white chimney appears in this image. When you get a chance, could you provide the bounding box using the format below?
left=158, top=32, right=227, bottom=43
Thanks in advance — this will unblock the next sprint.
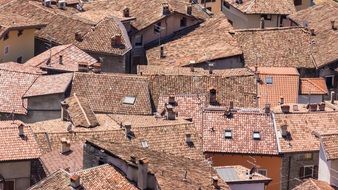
left=60, top=138, right=71, bottom=154
left=137, top=158, right=149, bottom=190
left=18, top=124, right=25, bottom=137
left=70, top=175, right=81, bottom=189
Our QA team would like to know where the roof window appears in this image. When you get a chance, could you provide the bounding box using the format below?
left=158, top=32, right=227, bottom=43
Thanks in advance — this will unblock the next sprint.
left=224, top=130, right=232, bottom=139
left=123, top=96, right=136, bottom=105
left=141, top=140, right=148, bottom=148
left=265, top=76, right=273, bottom=84
left=253, top=131, right=261, bottom=140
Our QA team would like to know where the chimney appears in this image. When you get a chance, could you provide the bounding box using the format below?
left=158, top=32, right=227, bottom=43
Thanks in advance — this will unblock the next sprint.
left=59, top=55, right=63, bottom=65
left=160, top=45, right=165, bottom=58
left=281, top=124, right=288, bottom=138
left=264, top=104, right=271, bottom=114
left=281, top=105, right=290, bottom=113
left=279, top=97, right=284, bottom=105
left=229, top=101, right=234, bottom=110
left=18, top=123, right=25, bottom=137
left=260, top=17, right=265, bottom=29
left=189, top=60, right=195, bottom=72
left=331, top=91, right=336, bottom=104
left=168, top=95, right=175, bottom=105
left=124, top=122, right=132, bottom=138
left=60, top=138, right=71, bottom=154
left=293, top=104, right=299, bottom=111
left=319, top=102, right=325, bottom=111
left=60, top=101, right=69, bottom=121
left=70, top=175, right=81, bottom=189
left=91, top=63, right=101, bottom=73
left=75, top=32, right=83, bottom=42
left=137, top=158, right=149, bottom=190
left=111, top=34, right=123, bottom=48
left=310, top=28, right=315, bottom=36
left=166, top=104, right=176, bottom=120
left=123, top=7, right=130, bottom=17
left=212, top=176, right=219, bottom=188
left=162, top=3, right=170, bottom=15
left=185, top=133, right=192, bottom=144
left=78, top=63, right=89, bottom=72
left=186, top=5, right=192, bottom=15
left=308, top=104, right=317, bottom=112
left=331, top=20, right=337, bottom=30
left=208, top=62, right=214, bottom=74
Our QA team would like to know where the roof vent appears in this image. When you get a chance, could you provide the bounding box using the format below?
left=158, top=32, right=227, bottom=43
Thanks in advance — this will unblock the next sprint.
left=57, top=0, right=66, bottom=10
left=42, top=0, right=51, bottom=7
left=123, top=7, right=130, bottom=17
left=60, top=138, right=71, bottom=154
left=186, top=5, right=192, bottom=15
left=70, top=175, right=81, bottom=189
left=162, top=3, right=170, bottom=15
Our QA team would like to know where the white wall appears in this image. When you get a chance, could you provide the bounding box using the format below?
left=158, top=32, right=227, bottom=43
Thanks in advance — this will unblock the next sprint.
left=229, top=183, right=265, bottom=190
left=319, top=143, right=331, bottom=184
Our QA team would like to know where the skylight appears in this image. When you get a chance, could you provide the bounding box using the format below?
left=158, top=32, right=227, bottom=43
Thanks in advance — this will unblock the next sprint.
left=141, top=140, right=148, bottom=148
left=253, top=131, right=261, bottom=140
left=224, top=130, right=232, bottom=139
left=123, top=96, right=136, bottom=105
left=265, top=76, right=273, bottom=84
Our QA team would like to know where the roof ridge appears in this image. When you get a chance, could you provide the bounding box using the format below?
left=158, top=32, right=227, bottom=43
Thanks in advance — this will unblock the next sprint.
left=74, top=93, right=91, bottom=126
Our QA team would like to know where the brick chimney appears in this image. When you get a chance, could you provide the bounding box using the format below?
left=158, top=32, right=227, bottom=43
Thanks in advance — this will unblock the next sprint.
left=137, top=158, right=149, bottom=190
left=70, top=175, right=81, bottom=189
left=186, top=5, right=192, bottom=15
left=162, top=3, right=170, bottom=15
left=60, top=138, right=71, bottom=154
left=123, top=7, right=130, bottom=17
left=18, top=123, right=25, bottom=137
left=111, top=34, right=123, bottom=48
left=260, top=17, right=265, bottom=29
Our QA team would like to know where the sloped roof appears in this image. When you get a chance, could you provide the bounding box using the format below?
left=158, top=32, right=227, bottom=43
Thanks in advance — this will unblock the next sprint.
left=292, top=179, right=335, bottom=190
left=300, top=78, right=328, bottom=95
left=288, top=1, right=338, bottom=67
left=146, top=16, right=242, bottom=66
left=321, top=134, right=338, bottom=160
left=0, top=121, right=41, bottom=161
left=64, top=94, right=99, bottom=128
left=25, top=44, right=98, bottom=72
left=23, top=73, right=73, bottom=98
left=224, top=0, right=296, bottom=15
left=233, top=27, right=316, bottom=68
left=86, top=140, right=230, bottom=190
left=29, top=164, right=138, bottom=190
left=71, top=72, right=152, bottom=115
left=202, top=109, right=279, bottom=155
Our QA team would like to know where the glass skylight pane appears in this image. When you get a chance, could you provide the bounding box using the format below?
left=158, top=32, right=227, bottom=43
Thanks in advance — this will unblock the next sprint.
left=123, top=96, right=136, bottom=105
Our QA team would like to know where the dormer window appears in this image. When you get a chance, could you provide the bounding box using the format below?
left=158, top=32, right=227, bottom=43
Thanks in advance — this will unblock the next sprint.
left=253, top=131, right=261, bottom=140
left=265, top=76, right=273, bottom=84
left=123, top=96, right=136, bottom=105
left=224, top=130, right=232, bottom=139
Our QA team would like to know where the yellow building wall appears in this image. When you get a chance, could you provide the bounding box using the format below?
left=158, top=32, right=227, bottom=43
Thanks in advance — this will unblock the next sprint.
left=0, top=29, right=35, bottom=63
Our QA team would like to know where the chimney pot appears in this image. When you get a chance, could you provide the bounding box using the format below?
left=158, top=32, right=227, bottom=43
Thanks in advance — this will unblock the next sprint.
left=123, top=7, right=130, bottom=17
left=70, top=175, right=81, bottom=189
left=18, top=124, right=25, bottom=137
left=260, top=17, right=265, bottom=29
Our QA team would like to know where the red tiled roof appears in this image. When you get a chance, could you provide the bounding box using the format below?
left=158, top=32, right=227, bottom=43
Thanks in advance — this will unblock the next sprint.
left=300, top=78, right=328, bottom=95
left=29, top=164, right=138, bottom=190
left=25, top=44, right=98, bottom=72
left=292, top=179, right=335, bottom=190
left=321, top=134, right=338, bottom=160
left=23, top=73, right=73, bottom=98
left=0, top=121, right=41, bottom=161
left=202, top=109, right=279, bottom=155
left=40, top=142, right=83, bottom=175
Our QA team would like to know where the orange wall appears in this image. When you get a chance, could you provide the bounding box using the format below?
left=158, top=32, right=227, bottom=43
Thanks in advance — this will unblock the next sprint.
left=206, top=153, right=282, bottom=190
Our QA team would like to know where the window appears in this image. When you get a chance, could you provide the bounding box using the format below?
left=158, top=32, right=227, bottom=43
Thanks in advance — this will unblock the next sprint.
left=253, top=131, right=261, bottom=140
left=300, top=165, right=315, bottom=179
left=325, top=75, right=334, bottom=89
left=209, top=89, right=217, bottom=105
left=223, top=0, right=230, bottom=9
left=154, top=22, right=161, bottom=33
left=141, top=140, right=149, bottom=148
left=17, top=30, right=23, bottom=37
left=257, top=169, right=268, bottom=176
left=261, top=14, right=272, bottom=20
left=224, top=130, right=232, bottom=139
left=123, top=96, right=136, bottom=105
left=134, top=35, right=143, bottom=47
left=4, top=180, right=14, bottom=190
left=16, top=56, right=22, bottom=63
left=294, top=0, right=302, bottom=6
left=180, top=17, right=187, bottom=27
left=4, top=46, right=9, bottom=55
left=3, top=32, right=9, bottom=40
left=265, top=76, right=273, bottom=84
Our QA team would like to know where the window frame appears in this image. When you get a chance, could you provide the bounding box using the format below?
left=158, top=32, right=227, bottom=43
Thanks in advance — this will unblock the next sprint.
left=300, top=165, right=314, bottom=179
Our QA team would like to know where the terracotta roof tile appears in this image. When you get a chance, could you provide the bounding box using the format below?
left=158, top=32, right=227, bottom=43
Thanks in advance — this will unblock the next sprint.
left=25, top=44, right=98, bottom=72
left=233, top=27, right=316, bottom=68
left=0, top=121, right=41, bottom=161
left=40, top=142, right=83, bottom=174
left=64, top=94, right=99, bottom=128
left=292, top=179, right=335, bottom=190
left=86, top=140, right=229, bottom=190
left=300, top=78, right=328, bottom=95
left=224, top=0, right=296, bottom=14
left=23, top=73, right=73, bottom=98
left=138, top=65, right=257, bottom=108
left=202, top=109, right=279, bottom=155
left=29, top=164, right=138, bottom=190
left=71, top=72, right=152, bottom=115
left=288, top=2, right=338, bottom=67
left=275, top=111, right=338, bottom=153
left=146, top=16, right=242, bottom=66
left=321, top=134, right=338, bottom=160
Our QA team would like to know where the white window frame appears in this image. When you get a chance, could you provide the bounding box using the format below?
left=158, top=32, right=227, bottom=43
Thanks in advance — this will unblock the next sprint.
left=303, top=165, right=314, bottom=178
left=224, top=130, right=232, bottom=139
left=265, top=76, right=273, bottom=84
